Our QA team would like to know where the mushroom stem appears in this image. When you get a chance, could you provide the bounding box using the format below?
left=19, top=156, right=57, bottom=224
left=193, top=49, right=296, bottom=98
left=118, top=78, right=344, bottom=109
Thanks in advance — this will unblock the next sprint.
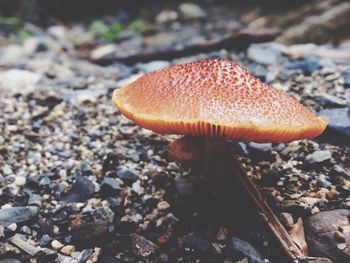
left=167, top=136, right=203, bottom=167
left=167, top=136, right=230, bottom=190
left=203, top=137, right=229, bottom=188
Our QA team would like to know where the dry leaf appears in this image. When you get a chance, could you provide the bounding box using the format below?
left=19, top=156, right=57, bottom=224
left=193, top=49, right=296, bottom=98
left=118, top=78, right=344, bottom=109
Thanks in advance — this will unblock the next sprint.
left=289, top=217, right=308, bottom=255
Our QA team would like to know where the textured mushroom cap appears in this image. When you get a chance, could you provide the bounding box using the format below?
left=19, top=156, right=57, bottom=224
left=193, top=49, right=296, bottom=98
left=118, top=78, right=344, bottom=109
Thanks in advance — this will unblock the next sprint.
left=113, top=59, right=327, bottom=142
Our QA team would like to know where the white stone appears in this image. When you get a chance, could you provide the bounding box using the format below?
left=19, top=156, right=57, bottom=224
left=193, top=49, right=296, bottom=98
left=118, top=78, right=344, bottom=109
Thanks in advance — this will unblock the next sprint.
left=0, top=69, right=41, bottom=94
left=156, top=10, right=178, bottom=23
left=51, top=240, right=64, bottom=250
left=0, top=45, right=24, bottom=64
left=90, top=44, right=117, bottom=60
left=7, top=223, right=17, bottom=231
left=2, top=164, right=13, bottom=176
left=157, top=201, right=170, bottom=210
left=179, top=3, right=206, bottom=19
left=61, top=245, right=75, bottom=256
left=14, top=176, right=26, bottom=186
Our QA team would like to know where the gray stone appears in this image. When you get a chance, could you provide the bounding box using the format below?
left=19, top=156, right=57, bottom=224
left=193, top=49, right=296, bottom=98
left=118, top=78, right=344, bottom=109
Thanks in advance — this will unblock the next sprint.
left=28, top=194, right=43, bottom=207
left=343, top=69, right=350, bottom=88
left=0, top=206, right=38, bottom=227
left=224, top=237, right=265, bottom=263
left=316, top=174, right=332, bottom=188
left=39, top=176, right=51, bottom=186
left=285, top=56, right=321, bottom=73
left=183, top=234, right=215, bottom=254
left=175, top=177, right=194, bottom=197
left=306, top=150, right=332, bottom=164
left=319, top=58, right=336, bottom=68
left=93, top=206, right=115, bottom=223
left=305, top=209, right=350, bottom=261
left=247, top=44, right=283, bottom=65
left=116, top=167, right=139, bottom=183
left=101, top=177, right=121, bottom=193
left=318, top=107, right=350, bottom=138
left=248, top=142, right=274, bottom=161
left=19, top=225, right=31, bottom=235
left=317, top=93, right=347, bottom=108
left=63, top=176, right=95, bottom=203
left=0, top=259, right=24, bottom=263
left=248, top=142, right=273, bottom=152
left=40, top=234, right=51, bottom=247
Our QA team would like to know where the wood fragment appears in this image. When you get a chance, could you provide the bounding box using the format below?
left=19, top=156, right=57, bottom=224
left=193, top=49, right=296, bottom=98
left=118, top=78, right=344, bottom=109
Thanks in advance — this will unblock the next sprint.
left=273, top=43, right=350, bottom=60
left=9, top=234, right=78, bottom=263
left=88, top=28, right=280, bottom=66
left=277, top=2, right=350, bottom=44
left=68, top=214, right=108, bottom=242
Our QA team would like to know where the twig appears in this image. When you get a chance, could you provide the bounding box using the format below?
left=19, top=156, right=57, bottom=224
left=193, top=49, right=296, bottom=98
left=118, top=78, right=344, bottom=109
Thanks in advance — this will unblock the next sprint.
left=230, top=155, right=307, bottom=261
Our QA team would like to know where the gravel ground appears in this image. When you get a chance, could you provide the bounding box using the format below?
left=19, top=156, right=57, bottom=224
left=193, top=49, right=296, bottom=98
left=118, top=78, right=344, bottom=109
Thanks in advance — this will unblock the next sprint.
left=0, top=11, right=350, bottom=263
left=240, top=53, right=350, bottom=217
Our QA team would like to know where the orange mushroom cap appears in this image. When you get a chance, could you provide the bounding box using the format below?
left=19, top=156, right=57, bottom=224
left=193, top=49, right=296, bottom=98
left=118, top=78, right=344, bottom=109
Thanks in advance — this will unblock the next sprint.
left=113, top=59, right=327, bottom=142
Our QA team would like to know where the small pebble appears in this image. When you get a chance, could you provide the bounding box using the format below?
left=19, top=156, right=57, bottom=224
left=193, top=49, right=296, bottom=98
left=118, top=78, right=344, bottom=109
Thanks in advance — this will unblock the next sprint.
left=19, top=225, right=31, bottom=235
left=334, top=231, right=345, bottom=243
left=40, top=234, right=51, bottom=247
left=14, top=176, right=26, bottom=186
left=7, top=223, right=17, bottom=232
left=337, top=243, right=346, bottom=250
left=0, top=225, right=4, bottom=238
left=157, top=201, right=170, bottom=210
left=51, top=240, right=64, bottom=250
left=61, top=245, right=75, bottom=256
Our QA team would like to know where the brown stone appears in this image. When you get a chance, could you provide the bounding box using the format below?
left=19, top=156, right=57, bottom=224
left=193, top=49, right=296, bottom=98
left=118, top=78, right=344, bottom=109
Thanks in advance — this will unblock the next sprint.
left=304, top=209, right=350, bottom=261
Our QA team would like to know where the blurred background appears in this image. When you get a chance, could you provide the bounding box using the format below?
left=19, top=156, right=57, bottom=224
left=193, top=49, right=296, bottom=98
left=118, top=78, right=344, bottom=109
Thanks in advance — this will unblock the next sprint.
left=1, top=0, right=350, bottom=56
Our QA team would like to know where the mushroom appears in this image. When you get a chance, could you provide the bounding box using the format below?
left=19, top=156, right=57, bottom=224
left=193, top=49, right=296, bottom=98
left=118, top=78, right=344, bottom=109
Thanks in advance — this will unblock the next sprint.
left=112, top=59, right=328, bottom=185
